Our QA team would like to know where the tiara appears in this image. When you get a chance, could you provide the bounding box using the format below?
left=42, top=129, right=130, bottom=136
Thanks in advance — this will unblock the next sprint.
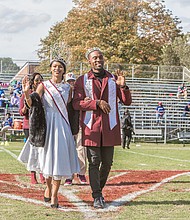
left=85, top=47, right=102, bottom=59
left=50, top=58, right=67, bottom=68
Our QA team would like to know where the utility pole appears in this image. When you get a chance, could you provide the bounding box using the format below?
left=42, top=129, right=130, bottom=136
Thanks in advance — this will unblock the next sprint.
left=0, top=60, right=2, bottom=73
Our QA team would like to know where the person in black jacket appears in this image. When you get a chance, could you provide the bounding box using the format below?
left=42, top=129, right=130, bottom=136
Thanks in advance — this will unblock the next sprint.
left=121, top=109, right=134, bottom=149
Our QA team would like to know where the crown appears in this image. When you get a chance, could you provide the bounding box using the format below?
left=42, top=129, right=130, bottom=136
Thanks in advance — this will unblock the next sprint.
left=50, top=57, right=66, bottom=67
left=85, top=47, right=102, bottom=59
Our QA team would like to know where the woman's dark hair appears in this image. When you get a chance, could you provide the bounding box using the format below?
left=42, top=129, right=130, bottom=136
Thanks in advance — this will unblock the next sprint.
left=29, top=72, right=43, bottom=87
left=50, top=58, right=66, bottom=74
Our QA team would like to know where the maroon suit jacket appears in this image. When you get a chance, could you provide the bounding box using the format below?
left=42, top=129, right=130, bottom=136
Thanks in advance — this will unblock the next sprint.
left=73, top=70, right=132, bottom=147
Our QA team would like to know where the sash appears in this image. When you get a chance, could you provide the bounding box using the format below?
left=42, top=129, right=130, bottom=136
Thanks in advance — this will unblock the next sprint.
left=43, top=80, right=70, bottom=126
left=108, top=75, right=117, bottom=130
left=83, top=74, right=94, bottom=129
left=83, top=73, right=117, bottom=130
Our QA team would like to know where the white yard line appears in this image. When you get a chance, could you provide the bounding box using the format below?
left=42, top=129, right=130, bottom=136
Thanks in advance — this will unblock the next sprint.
left=108, top=172, right=128, bottom=181
left=0, top=192, right=76, bottom=211
left=105, top=171, right=190, bottom=211
left=0, top=171, right=190, bottom=214
left=125, top=150, right=190, bottom=163
left=1, top=146, right=190, bottom=214
left=0, top=146, right=18, bottom=159
left=59, top=187, right=97, bottom=217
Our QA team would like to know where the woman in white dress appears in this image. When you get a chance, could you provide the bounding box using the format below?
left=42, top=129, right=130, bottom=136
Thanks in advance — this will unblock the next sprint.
left=22, top=58, right=80, bottom=208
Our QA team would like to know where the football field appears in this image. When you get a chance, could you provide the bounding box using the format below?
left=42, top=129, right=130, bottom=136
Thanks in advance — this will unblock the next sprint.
left=0, top=142, right=190, bottom=220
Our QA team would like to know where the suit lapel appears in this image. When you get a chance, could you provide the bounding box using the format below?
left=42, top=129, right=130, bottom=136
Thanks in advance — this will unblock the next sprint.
left=100, top=76, right=108, bottom=98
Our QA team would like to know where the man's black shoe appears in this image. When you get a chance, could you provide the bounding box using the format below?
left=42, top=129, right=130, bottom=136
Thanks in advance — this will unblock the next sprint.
left=93, top=197, right=105, bottom=209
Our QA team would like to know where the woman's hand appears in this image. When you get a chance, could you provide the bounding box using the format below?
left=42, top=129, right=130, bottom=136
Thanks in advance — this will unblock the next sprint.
left=22, top=76, right=32, bottom=107
left=22, top=76, right=30, bottom=93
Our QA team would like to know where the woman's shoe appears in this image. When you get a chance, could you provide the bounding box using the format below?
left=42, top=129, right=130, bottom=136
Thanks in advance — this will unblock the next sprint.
left=40, top=173, right=46, bottom=184
left=30, top=171, right=38, bottom=184
left=50, top=196, right=59, bottom=208
left=44, top=197, right=51, bottom=202
left=44, top=187, right=51, bottom=202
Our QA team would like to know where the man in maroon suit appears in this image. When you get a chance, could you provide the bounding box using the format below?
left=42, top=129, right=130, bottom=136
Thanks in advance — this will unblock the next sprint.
left=73, top=47, right=132, bottom=209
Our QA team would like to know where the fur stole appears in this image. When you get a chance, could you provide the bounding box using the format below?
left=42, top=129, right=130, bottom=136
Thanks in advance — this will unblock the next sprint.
left=67, top=99, right=79, bottom=135
left=29, top=92, right=46, bottom=147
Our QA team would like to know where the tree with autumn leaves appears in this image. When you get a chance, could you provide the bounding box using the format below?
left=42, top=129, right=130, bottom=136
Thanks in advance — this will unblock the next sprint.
left=37, top=0, right=182, bottom=72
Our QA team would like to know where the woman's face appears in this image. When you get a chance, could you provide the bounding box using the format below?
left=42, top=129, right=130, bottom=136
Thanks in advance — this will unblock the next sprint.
left=34, top=74, right=43, bottom=87
left=50, top=61, right=65, bottom=79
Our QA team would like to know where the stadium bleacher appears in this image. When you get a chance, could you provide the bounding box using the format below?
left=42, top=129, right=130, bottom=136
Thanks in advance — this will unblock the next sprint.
left=1, top=63, right=190, bottom=143
left=122, top=78, right=190, bottom=143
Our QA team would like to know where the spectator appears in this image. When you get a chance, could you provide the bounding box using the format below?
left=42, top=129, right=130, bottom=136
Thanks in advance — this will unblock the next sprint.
left=10, top=92, right=20, bottom=107
left=0, top=93, right=9, bottom=107
left=182, top=102, right=190, bottom=117
left=73, top=47, right=132, bottom=209
left=0, top=113, right=13, bottom=143
left=64, top=72, right=87, bottom=186
left=121, top=109, right=134, bottom=149
left=2, top=112, right=13, bottom=127
left=156, top=102, right=165, bottom=125
left=14, top=81, right=22, bottom=95
left=0, top=88, right=5, bottom=97
left=177, top=83, right=187, bottom=99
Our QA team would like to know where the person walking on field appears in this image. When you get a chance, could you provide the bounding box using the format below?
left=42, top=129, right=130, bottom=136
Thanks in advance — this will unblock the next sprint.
left=22, top=58, right=80, bottom=208
left=18, top=72, right=45, bottom=184
left=64, top=72, right=87, bottom=186
left=73, top=47, right=132, bottom=209
left=121, top=109, right=134, bottom=149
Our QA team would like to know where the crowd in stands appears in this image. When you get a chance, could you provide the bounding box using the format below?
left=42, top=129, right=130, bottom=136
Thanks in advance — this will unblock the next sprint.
left=154, top=82, right=190, bottom=125
left=0, top=80, right=22, bottom=108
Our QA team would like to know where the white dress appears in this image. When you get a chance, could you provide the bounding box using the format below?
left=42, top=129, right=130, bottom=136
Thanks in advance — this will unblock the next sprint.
left=18, top=139, right=42, bottom=172
left=39, top=80, right=80, bottom=180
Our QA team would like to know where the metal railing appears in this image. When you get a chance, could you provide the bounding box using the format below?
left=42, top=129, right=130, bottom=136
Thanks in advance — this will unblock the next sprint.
left=0, top=62, right=188, bottom=82
left=123, top=109, right=190, bottom=144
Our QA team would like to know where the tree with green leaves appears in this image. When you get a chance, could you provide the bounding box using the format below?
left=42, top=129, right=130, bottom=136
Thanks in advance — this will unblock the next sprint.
left=161, top=34, right=190, bottom=69
left=0, top=57, right=20, bottom=73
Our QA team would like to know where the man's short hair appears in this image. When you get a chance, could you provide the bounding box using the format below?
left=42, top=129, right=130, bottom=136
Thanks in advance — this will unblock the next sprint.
left=85, top=47, right=103, bottom=60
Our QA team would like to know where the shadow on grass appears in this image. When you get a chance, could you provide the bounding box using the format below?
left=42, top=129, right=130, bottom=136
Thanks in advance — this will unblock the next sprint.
left=127, top=200, right=190, bottom=206
left=106, top=181, right=158, bottom=186
left=106, top=180, right=190, bottom=186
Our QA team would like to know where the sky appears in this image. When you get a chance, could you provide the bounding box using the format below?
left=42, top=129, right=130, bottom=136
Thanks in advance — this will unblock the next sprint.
left=0, top=0, right=190, bottom=65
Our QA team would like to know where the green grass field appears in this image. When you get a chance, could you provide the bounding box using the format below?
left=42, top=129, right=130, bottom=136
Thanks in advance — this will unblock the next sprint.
left=1, top=141, right=190, bottom=220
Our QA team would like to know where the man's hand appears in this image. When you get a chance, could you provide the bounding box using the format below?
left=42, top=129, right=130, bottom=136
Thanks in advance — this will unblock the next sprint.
left=84, top=97, right=91, bottom=102
left=115, top=69, right=125, bottom=87
left=98, top=100, right=111, bottom=114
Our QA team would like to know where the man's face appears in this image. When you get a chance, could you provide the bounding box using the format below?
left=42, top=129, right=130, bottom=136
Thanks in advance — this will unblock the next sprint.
left=88, top=50, right=104, bottom=72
